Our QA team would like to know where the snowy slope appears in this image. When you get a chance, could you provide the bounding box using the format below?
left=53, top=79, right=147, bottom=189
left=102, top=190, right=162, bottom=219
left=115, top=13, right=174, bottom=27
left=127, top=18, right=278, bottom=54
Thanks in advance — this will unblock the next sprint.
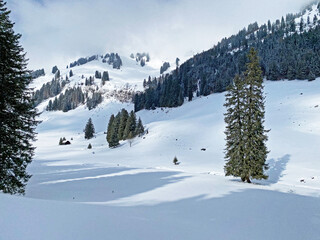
left=1, top=77, right=320, bottom=240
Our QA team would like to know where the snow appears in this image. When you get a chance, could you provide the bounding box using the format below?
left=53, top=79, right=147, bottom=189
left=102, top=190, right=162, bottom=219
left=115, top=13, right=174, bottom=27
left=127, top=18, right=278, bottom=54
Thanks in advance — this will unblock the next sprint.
left=2, top=57, right=320, bottom=239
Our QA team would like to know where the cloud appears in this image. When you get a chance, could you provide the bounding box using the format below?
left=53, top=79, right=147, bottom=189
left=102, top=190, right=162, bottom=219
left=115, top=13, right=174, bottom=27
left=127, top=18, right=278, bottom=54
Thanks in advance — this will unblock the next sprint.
left=7, top=0, right=315, bottom=70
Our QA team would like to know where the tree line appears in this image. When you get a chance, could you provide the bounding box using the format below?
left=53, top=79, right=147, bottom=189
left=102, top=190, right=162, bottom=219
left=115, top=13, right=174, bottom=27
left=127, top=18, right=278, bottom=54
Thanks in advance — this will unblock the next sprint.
left=134, top=2, right=320, bottom=111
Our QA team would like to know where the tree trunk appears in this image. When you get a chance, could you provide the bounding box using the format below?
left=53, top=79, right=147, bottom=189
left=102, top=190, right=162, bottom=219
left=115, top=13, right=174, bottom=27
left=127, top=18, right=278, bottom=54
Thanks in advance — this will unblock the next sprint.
left=246, top=176, right=251, bottom=183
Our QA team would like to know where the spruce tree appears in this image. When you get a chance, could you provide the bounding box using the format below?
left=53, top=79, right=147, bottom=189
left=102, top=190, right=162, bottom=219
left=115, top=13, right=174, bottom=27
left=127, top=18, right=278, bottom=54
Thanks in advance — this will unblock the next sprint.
left=106, top=114, right=115, bottom=143
left=242, top=48, right=269, bottom=183
left=0, top=0, right=38, bottom=194
left=224, top=75, right=246, bottom=179
left=84, top=118, right=95, bottom=139
left=123, top=111, right=136, bottom=140
left=108, top=114, right=120, bottom=148
left=118, top=109, right=129, bottom=140
left=135, top=117, right=144, bottom=136
left=224, top=48, right=269, bottom=183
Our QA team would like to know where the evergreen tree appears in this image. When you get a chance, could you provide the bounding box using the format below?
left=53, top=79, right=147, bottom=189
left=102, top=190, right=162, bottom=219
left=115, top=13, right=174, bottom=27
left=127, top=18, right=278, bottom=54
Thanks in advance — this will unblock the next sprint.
left=118, top=109, right=129, bottom=140
left=84, top=118, right=95, bottom=139
left=108, top=114, right=120, bottom=148
left=52, top=65, right=58, bottom=74
left=106, top=114, right=115, bottom=143
left=242, top=48, right=269, bottom=182
left=224, top=75, right=246, bottom=179
left=0, top=0, right=38, bottom=194
left=224, top=48, right=269, bottom=183
left=69, top=70, right=73, bottom=77
left=135, top=117, right=144, bottom=136
left=173, top=156, right=179, bottom=165
left=59, top=138, right=63, bottom=145
left=123, top=111, right=136, bottom=139
left=87, top=143, right=92, bottom=149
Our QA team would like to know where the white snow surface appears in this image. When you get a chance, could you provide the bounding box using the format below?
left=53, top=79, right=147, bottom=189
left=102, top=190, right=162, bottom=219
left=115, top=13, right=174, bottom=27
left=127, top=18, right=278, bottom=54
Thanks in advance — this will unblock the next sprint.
left=1, top=58, right=320, bottom=239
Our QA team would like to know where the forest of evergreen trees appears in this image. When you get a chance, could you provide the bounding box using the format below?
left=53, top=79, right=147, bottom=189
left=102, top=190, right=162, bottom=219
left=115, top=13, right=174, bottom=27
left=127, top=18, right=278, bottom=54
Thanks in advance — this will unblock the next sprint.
left=33, top=78, right=67, bottom=106
left=134, top=3, right=320, bottom=111
left=30, top=68, right=45, bottom=79
left=46, top=87, right=103, bottom=112
left=107, top=109, right=144, bottom=148
left=69, top=53, right=122, bottom=69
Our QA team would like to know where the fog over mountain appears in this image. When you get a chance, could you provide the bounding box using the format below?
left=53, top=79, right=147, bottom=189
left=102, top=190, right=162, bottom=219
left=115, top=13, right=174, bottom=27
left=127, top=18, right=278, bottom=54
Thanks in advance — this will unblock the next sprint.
left=8, top=0, right=313, bottom=69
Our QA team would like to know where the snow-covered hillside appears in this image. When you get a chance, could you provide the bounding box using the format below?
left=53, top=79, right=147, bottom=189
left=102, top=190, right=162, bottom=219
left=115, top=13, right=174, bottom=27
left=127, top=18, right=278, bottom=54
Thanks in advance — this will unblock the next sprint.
left=30, top=53, right=163, bottom=113
left=1, top=76, right=320, bottom=239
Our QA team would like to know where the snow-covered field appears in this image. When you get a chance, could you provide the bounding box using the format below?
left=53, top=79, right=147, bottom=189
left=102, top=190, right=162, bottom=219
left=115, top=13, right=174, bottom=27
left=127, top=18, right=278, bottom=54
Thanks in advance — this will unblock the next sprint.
left=1, top=58, right=320, bottom=239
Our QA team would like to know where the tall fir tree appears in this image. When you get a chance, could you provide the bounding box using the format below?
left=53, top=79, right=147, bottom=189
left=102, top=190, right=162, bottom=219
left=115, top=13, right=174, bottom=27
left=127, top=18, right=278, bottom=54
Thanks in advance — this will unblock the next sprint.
left=224, top=48, right=269, bottom=183
left=118, top=109, right=129, bottom=140
left=108, top=114, right=120, bottom=148
left=84, top=118, right=95, bottom=139
left=224, top=75, right=246, bottom=179
left=0, top=0, right=38, bottom=194
left=123, top=111, right=136, bottom=139
left=242, top=48, right=269, bottom=183
left=106, top=114, right=115, bottom=143
left=135, top=117, right=145, bottom=136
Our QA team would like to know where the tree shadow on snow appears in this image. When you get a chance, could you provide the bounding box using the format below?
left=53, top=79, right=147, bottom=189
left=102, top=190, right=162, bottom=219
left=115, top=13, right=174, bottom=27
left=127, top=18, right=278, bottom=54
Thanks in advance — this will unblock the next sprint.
left=264, top=154, right=290, bottom=185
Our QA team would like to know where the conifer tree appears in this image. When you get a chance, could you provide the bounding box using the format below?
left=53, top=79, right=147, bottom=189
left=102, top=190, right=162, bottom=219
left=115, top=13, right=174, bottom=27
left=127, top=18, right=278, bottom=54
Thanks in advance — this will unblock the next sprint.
left=108, top=114, right=120, bottom=148
left=135, top=117, right=144, bottom=136
left=84, top=118, right=95, bottom=139
left=106, top=114, right=115, bottom=143
left=224, top=75, right=246, bottom=179
left=118, top=109, right=129, bottom=140
left=123, top=111, right=136, bottom=139
left=224, top=48, right=269, bottom=183
left=242, top=48, right=269, bottom=182
left=0, top=0, right=38, bottom=194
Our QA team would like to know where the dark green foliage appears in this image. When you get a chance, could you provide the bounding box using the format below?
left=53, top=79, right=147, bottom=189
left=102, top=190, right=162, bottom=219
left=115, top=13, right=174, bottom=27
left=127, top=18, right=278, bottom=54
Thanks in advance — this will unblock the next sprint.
left=84, top=118, right=95, bottom=140
left=134, top=73, right=184, bottom=111
left=52, top=65, right=58, bottom=74
left=106, top=114, right=115, bottom=144
left=87, top=143, right=92, bottom=149
left=59, top=138, right=63, bottom=145
left=33, top=78, right=67, bottom=106
left=173, top=156, right=178, bottom=165
left=95, top=70, right=102, bottom=79
left=55, top=69, right=60, bottom=80
left=176, top=58, right=180, bottom=67
left=160, top=62, right=170, bottom=74
left=108, top=114, right=120, bottom=148
left=30, top=69, right=45, bottom=79
left=118, top=109, right=129, bottom=140
left=140, top=58, right=146, bottom=67
left=85, top=76, right=94, bottom=86
left=224, top=75, right=245, bottom=179
left=135, top=3, right=320, bottom=111
left=102, top=71, right=109, bottom=84
left=106, top=53, right=122, bottom=69
left=106, top=109, right=145, bottom=148
left=123, top=110, right=136, bottom=139
left=86, top=91, right=103, bottom=110
left=135, top=118, right=144, bottom=136
left=224, top=49, right=269, bottom=183
left=0, top=0, right=38, bottom=194
left=46, top=86, right=85, bottom=112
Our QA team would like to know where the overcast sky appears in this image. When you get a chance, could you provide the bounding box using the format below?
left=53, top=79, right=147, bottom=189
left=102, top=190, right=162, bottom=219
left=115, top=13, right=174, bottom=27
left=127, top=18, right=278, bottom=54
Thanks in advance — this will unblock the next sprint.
left=7, top=0, right=315, bottom=70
